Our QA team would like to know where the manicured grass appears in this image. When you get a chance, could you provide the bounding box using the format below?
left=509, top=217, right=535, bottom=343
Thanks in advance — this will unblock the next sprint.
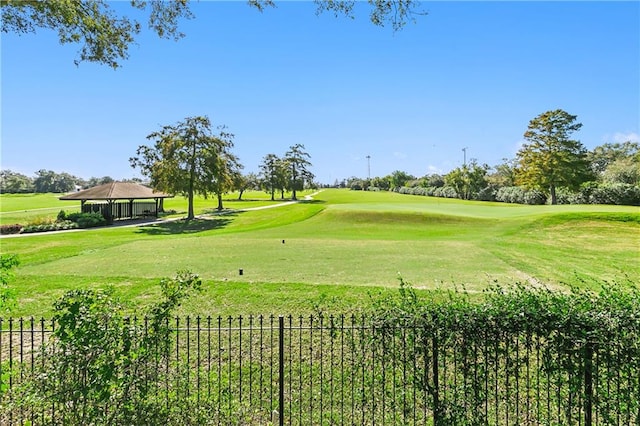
left=0, top=193, right=80, bottom=224
left=161, top=191, right=289, bottom=216
left=2, top=189, right=638, bottom=318
left=0, top=190, right=293, bottom=225
left=0, top=193, right=69, bottom=211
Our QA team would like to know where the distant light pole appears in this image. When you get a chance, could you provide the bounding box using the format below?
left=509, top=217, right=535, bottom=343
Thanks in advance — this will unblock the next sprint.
left=462, top=147, right=468, bottom=166
left=366, top=155, right=371, bottom=180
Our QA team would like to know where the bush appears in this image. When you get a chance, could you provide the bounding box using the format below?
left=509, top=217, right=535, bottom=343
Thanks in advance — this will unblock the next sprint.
left=27, top=216, right=55, bottom=226
left=476, top=185, right=497, bottom=201
left=516, top=183, right=640, bottom=206
left=413, top=187, right=427, bottom=196
left=523, top=189, right=547, bottom=205
left=424, top=186, right=438, bottom=196
left=64, top=212, right=81, bottom=222
left=0, top=224, right=23, bottom=235
left=433, top=186, right=458, bottom=198
left=65, top=212, right=106, bottom=228
left=496, top=186, right=546, bottom=205
left=22, top=221, right=79, bottom=234
left=367, top=279, right=640, bottom=424
left=15, top=271, right=202, bottom=425
left=590, top=183, right=640, bottom=206
left=77, top=212, right=106, bottom=228
left=397, top=186, right=427, bottom=196
left=555, top=186, right=585, bottom=204
left=0, top=254, right=19, bottom=312
left=22, top=212, right=108, bottom=232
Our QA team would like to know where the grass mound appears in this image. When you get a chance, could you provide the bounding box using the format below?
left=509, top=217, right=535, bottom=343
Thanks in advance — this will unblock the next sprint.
left=319, top=209, right=484, bottom=225
left=535, top=211, right=640, bottom=225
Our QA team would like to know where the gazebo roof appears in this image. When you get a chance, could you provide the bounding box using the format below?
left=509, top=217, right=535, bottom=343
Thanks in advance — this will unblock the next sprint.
left=59, top=182, right=174, bottom=201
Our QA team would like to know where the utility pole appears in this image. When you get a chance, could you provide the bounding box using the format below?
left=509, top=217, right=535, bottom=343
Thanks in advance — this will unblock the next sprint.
left=366, top=155, right=371, bottom=180
left=462, top=147, right=468, bottom=166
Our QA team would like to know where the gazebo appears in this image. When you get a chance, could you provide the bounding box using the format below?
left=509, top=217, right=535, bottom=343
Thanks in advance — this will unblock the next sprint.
left=59, top=182, right=174, bottom=221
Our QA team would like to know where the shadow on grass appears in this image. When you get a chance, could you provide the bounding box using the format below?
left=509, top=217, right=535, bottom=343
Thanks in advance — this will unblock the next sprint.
left=201, top=207, right=242, bottom=215
left=135, top=216, right=235, bottom=235
left=225, top=198, right=269, bottom=202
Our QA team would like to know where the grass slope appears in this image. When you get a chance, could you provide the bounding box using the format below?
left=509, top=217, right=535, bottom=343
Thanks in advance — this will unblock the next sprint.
left=1, top=189, right=638, bottom=317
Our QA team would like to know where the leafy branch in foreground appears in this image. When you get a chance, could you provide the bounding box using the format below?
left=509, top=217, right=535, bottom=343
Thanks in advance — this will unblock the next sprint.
left=2, top=0, right=426, bottom=68
left=0, top=254, right=19, bottom=312
left=366, top=278, right=640, bottom=424
left=13, top=270, right=201, bottom=425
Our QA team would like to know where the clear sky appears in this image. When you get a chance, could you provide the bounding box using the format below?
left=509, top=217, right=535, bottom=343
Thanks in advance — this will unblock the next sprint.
left=2, top=1, right=639, bottom=185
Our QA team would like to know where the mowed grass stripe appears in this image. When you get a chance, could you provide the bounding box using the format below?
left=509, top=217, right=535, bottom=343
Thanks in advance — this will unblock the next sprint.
left=16, top=236, right=520, bottom=288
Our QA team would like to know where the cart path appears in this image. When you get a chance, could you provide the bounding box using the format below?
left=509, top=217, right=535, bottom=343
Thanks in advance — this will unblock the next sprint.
left=0, top=191, right=322, bottom=238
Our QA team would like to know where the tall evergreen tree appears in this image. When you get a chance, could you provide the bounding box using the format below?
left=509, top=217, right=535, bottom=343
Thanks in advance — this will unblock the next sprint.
left=515, top=109, right=592, bottom=204
left=284, top=144, right=314, bottom=201
left=259, top=154, right=285, bottom=201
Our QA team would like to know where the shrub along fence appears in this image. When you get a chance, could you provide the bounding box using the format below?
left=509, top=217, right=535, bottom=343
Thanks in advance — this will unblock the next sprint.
left=1, top=306, right=639, bottom=425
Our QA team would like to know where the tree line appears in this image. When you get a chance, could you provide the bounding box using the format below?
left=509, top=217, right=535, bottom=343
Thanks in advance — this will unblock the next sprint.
left=1, top=115, right=316, bottom=220
left=0, top=170, right=127, bottom=194
left=343, top=109, right=640, bottom=206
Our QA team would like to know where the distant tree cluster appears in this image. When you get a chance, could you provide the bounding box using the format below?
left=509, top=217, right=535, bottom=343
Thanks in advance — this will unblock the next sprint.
left=0, top=170, right=128, bottom=194
left=259, top=144, right=316, bottom=201
left=343, top=109, right=640, bottom=206
left=130, top=115, right=315, bottom=220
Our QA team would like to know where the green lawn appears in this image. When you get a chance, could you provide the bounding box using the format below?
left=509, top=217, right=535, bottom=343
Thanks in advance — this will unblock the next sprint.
left=0, top=191, right=291, bottom=225
left=0, top=193, right=81, bottom=224
left=1, top=189, right=638, bottom=317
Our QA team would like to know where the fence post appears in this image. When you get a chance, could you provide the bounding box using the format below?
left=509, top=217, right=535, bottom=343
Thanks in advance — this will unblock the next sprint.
left=584, top=342, right=593, bottom=426
left=279, top=315, right=285, bottom=426
left=433, top=334, right=440, bottom=425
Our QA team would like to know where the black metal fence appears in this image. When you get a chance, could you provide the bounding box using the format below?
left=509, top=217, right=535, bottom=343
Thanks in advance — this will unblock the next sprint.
left=1, top=315, right=639, bottom=425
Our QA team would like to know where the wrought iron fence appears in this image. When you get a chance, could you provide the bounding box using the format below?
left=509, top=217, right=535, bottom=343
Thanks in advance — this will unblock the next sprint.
left=1, top=315, right=639, bottom=425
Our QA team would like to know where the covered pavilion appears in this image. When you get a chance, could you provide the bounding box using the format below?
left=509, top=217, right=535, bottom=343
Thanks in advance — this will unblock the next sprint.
left=59, top=182, right=174, bottom=221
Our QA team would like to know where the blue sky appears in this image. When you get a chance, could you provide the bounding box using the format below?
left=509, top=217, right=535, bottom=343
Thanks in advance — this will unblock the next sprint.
left=2, top=1, right=639, bottom=185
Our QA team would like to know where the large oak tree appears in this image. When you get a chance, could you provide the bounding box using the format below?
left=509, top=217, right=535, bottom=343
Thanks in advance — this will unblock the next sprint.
left=130, top=116, right=240, bottom=220
left=515, top=109, right=592, bottom=205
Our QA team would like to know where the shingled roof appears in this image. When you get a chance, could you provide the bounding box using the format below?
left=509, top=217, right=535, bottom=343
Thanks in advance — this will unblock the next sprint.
left=59, top=182, right=173, bottom=200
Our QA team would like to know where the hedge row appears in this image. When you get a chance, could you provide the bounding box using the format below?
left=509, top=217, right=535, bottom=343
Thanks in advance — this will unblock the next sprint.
left=3, top=212, right=107, bottom=235
left=395, top=183, right=640, bottom=206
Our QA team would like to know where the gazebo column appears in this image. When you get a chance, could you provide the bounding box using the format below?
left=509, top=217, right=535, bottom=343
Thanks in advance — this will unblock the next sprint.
left=80, top=200, right=86, bottom=213
left=129, top=199, right=134, bottom=219
left=106, top=200, right=114, bottom=224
